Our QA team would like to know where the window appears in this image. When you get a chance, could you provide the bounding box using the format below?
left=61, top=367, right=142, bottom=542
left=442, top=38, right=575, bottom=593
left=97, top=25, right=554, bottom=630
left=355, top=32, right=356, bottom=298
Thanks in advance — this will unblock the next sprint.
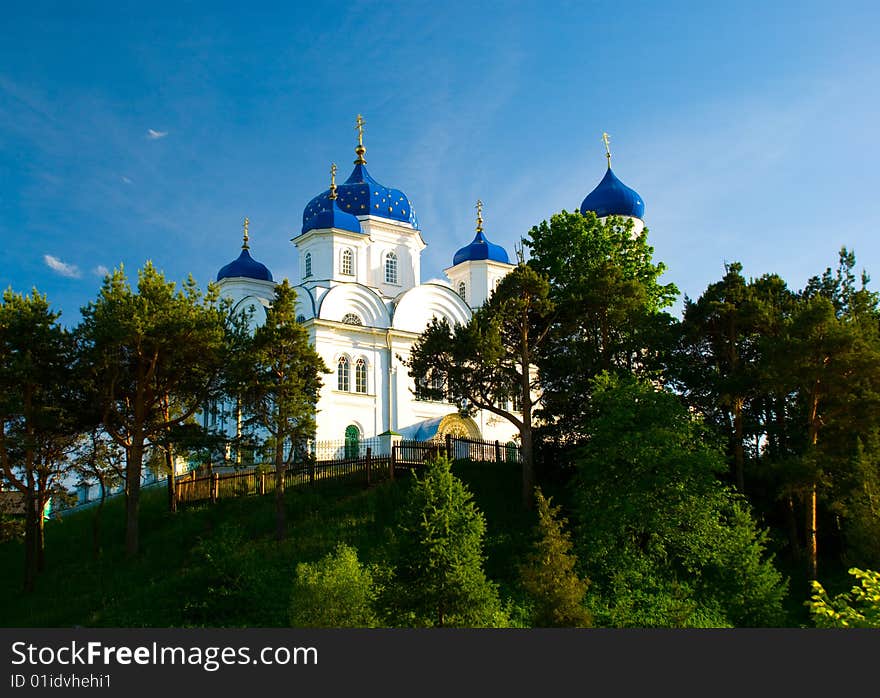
left=355, top=358, right=367, bottom=394
left=341, top=248, right=354, bottom=276
left=344, top=424, right=360, bottom=459
left=512, top=391, right=521, bottom=412
left=458, top=281, right=466, bottom=301
left=296, top=314, right=306, bottom=323
left=385, top=251, right=398, bottom=284
left=342, top=313, right=363, bottom=326
left=304, top=252, right=312, bottom=278
left=337, top=356, right=350, bottom=391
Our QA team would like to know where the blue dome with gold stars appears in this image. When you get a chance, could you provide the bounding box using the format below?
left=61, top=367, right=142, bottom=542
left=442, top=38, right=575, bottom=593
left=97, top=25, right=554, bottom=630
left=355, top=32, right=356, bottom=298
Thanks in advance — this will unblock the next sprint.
left=302, top=163, right=418, bottom=234
left=303, top=199, right=362, bottom=235
left=217, top=248, right=273, bottom=282
left=580, top=166, right=645, bottom=219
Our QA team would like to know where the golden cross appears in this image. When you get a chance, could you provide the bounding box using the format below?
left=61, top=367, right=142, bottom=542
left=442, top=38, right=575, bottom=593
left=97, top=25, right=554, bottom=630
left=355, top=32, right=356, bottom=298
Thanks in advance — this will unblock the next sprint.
left=329, top=163, right=338, bottom=199
left=356, top=114, right=365, bottom=146
left=476, top=199, right=483, bottom=233
left=354, top=114, right=367, bottom=164
left=602, top=132, right=611, bottom=166
left=242, top=216, right=250, bottom=249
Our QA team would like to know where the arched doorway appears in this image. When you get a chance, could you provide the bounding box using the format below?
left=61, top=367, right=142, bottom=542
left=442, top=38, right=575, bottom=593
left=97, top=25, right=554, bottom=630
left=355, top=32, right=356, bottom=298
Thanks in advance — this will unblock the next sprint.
left=344, top=424, right=360, bottom=458
left=435, top=413, right=481, bottom=440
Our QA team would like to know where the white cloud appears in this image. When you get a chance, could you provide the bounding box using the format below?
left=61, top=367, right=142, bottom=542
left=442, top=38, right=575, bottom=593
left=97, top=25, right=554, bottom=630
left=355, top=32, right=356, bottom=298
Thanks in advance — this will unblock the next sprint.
left=121, top=176, right=132, bottom=184
left=93, top=265, right=110, bottom=277
left=43, top=254, right=81, bottom=278
left=146, top=129, right=168, bottom=140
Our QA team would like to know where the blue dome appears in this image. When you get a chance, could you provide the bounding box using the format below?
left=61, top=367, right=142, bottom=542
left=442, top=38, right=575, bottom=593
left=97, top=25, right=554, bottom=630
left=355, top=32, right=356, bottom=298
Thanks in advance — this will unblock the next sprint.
left=217, top=248, right=273, bottom=282
left=453, top=231, right=510, bottom=266
left=580, top=167, right=645, bottom=219
left=301, top=163, right=418, bottom=233
left=302, top=199, right=362, bottom=234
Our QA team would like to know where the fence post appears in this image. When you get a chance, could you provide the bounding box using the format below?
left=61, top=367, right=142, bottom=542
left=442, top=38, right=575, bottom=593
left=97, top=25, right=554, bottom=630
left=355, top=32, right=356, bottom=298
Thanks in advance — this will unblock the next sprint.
left=495, top=440, right=501, bottom=464
left=390, top=447, right=396, bottom=481
left=259, top=472, right=266, bottom=496
left=211, top=472, right=219, bottom=503
left=366, top=447, right=372, bottom=487
left=445, top=433, right=453, bottom=460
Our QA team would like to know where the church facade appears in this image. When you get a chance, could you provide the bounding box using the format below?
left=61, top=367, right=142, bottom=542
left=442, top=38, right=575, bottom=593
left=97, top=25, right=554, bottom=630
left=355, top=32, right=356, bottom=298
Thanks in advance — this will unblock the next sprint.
left=213, top=121, right=645, bottom=454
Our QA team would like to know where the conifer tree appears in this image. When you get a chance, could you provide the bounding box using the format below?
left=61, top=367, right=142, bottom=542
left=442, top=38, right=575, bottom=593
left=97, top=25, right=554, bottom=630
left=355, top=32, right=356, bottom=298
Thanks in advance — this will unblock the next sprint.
left=239, top=280, right=327, bottom=540
left=388, top=456, right=504, bottom=627
left=78, top=263, right=227, bottom=556
left=519, top=488, right=592, bottom=627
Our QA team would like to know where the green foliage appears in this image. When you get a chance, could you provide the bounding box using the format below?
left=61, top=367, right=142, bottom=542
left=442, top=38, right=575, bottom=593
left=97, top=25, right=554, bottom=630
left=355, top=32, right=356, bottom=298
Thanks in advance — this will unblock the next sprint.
left=388, top=456, right=506, bottom=627
left=573, top=374, right=787, bottom=627
left=525, top=210, right=678, bottom=441
left=808, top=568, right=880, bottom=628
left=289, top=543, right=380, bottom=628
left=78, top=263, right=229, bottom=555
left=519, top=488, right=592, bottom=627
left=406, top=264, right=553, bottom=506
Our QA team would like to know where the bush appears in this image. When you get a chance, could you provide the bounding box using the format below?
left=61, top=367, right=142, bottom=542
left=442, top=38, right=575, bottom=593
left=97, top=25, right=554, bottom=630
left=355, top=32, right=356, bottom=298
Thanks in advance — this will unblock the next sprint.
left=808, top=568, right=880, bottom=628
left=289, top=543, right=379, bottom=628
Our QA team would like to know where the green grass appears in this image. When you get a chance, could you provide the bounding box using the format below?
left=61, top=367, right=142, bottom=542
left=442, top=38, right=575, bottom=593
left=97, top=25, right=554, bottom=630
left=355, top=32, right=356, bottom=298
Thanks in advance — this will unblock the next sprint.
left=0, top=462, right=533, bottom=627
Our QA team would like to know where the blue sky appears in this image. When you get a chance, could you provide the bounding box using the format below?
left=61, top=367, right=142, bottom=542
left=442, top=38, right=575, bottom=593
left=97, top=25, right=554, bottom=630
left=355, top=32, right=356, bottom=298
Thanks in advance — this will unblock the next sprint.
left=2, top=1, right=879, bottom=323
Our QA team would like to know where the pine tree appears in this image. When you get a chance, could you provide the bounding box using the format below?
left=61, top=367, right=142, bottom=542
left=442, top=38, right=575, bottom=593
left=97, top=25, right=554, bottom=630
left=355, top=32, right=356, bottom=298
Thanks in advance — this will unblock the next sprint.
left=519, top=488, right=592, bottom=627
left=388, top=456, right=505, bottom=627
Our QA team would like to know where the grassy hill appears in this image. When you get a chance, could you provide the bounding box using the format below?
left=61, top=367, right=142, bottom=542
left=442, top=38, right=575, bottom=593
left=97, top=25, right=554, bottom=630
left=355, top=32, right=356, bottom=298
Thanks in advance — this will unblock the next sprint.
left=0, top=462, right=535, bottom=627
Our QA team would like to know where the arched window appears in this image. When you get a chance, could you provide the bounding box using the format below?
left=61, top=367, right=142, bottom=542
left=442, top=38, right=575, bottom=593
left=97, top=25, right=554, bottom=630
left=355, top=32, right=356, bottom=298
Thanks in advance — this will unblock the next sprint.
left=337, top=356, right=350, bottom=391
left=304, top=252, right=312, bottom=278
left=385, top=251, right=398, bottom=284
left=355, top=358, right=367, bottom=394
left=342, top=313, right=363, bottom=326
left=296, top=314, right=306, bottom=324
left=344, top=424, right=360, bottom=459
left=341, top=248, right=354, bottom=276
left=458, top=281, right=466, bottom=301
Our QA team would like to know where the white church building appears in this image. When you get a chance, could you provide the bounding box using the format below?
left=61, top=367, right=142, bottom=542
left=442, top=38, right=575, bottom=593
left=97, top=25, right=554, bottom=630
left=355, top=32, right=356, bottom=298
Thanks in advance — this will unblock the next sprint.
left=212, top=121, right=645, bottom=455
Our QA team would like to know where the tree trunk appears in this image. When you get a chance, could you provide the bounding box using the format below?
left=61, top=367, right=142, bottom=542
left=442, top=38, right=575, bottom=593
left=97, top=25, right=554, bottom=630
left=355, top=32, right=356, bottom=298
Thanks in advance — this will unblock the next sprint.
left=806, top=384, right=820, bottom=580
left=125, top=438, right=144, bottom=557
left=36, top=498, right=46, bottom=573
left=163, top=399, right=177, bottom=513
left=785, top=494, right=801, bottom=560
left=93, top=477, right=106, bottom=559
left=275, top=434, right=286, bottom=541
left=521, top=425, right=535, bottom=511
left=23, top=473, right=37, bottom=593
left=733, top=397, right=745, bottom=492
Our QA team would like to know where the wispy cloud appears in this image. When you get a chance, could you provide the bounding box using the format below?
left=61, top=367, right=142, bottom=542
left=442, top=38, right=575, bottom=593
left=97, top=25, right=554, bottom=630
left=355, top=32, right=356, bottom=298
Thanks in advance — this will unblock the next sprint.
left=43, top=254, right=81, bottom=278
left=146, top=129, right=168, bottom=140
left=93, top=265, right=110, bottom=277
left=121, top=175, right=132, bottom=184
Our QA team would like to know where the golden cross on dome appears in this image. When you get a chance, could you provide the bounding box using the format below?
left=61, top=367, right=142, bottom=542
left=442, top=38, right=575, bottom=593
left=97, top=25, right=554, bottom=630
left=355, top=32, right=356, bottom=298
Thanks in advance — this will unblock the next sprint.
left=476, top=199, right=484, bottom=233
left=602, top=132, right=612, bottom=167
left=329, top=162, right=338, bottom=200
left=354, top=114, right=367, bottom=164
left=242, top=217, right=250, bottom=250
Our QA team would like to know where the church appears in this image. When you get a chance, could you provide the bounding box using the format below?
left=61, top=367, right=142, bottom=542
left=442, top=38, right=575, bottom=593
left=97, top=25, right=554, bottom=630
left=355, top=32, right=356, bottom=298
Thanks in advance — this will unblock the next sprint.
left=212, top=119, right=645, bottom=456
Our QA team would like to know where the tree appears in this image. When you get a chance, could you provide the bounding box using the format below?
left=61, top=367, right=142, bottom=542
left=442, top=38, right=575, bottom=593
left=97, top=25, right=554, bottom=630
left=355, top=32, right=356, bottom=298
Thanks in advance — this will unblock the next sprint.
left=519, top=488, right=592, bottom=627
left=78, top=263, right=228, bottom=556
left=525, top=210, right=678, bottom=442
left=573, top=374, right=787, bottom=627
left=773, top=250, right=880, bottom=579
left=407, top=264, right=553, bottom=508
left=388, top=456, right=505, bottom=627
left=239, top=280, right=327, bottom=540
left=0, top=288, right=79, bottom=590
left=289, top=544, right=380, bottom=627
left=808, top=568, right=880, bottom=628
left=676, top=262, right=763, bottom=492
left=69, top=429, right=125, bottom=558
